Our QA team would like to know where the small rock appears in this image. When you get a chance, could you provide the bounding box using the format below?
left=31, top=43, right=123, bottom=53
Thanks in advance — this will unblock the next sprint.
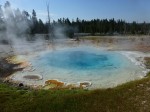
left=19, top=83, right=24, bottom=87
left=139, top=84, right=144, bottom=87
left=128, top=89, right=132, bottom=92
left=141, top=101, right=147, bottom=105
left=146, top=88, right=150, bottom=91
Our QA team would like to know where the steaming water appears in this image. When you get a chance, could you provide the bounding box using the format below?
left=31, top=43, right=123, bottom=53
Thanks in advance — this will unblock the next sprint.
left=12, top=46, right=145, bottom=89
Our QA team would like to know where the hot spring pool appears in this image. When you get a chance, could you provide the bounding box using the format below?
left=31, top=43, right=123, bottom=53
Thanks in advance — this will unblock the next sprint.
left=12, top=47, right=145, bottom=89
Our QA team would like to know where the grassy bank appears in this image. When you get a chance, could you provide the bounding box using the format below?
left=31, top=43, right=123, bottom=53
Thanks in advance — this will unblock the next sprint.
left=1, top=72, right=150, bottom=112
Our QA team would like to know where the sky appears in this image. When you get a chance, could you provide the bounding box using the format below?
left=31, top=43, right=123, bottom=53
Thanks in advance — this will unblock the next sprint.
left=0, top=0, right=150, bottom=23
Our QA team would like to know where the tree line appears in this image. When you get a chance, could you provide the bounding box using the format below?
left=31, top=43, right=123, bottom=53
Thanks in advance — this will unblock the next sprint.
left=55, top=18, right=150, bottom=36
left=0, top=1, right=150, bottom=40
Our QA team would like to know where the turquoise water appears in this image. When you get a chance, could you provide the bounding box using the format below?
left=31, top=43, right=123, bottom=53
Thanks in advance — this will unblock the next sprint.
left=34, top=50, right=124, bottom=71
left=13, top=47, right=144, bottom=89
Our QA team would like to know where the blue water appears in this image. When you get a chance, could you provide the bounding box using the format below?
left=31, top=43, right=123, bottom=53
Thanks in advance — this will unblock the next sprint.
left=34, top=50, right=123, bottom=70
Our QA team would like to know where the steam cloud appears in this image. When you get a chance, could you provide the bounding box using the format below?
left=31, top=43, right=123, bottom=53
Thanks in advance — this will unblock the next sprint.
left=0, top=1, right=71, bottom=57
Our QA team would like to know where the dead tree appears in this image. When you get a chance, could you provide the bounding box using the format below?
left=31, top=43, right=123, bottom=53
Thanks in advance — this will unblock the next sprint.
left=46, top=1, right=53, bottom=43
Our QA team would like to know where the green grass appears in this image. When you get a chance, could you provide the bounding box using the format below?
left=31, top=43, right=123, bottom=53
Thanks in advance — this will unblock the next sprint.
left=1, top=75, right=150, bottom=112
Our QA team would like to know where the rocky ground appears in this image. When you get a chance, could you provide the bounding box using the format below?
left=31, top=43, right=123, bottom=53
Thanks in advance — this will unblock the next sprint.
left=0, top=58, right=23, bottom=78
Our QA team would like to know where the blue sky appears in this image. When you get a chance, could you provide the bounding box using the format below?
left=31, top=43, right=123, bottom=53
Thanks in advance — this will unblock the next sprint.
left=0, top=0, right=150, bottom=23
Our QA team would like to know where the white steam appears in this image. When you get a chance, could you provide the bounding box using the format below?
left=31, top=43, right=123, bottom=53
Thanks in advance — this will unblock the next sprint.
left=0, top=2, right=47, bottom=56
